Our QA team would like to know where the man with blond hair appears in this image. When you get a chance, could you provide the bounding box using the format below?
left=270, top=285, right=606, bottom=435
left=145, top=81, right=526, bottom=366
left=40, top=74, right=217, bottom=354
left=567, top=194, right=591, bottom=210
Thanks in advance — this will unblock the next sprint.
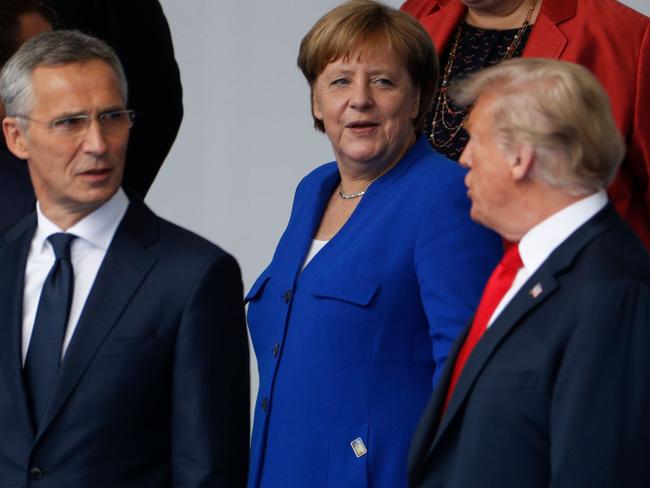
left=409, top=58, right=650, bottom=488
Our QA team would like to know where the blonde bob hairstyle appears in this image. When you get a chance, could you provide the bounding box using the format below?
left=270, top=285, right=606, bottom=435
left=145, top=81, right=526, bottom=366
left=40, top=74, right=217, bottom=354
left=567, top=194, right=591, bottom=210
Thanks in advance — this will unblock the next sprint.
left=451, top=58, right=625, bottom=196
left=297, top=0, right=438, bottom=133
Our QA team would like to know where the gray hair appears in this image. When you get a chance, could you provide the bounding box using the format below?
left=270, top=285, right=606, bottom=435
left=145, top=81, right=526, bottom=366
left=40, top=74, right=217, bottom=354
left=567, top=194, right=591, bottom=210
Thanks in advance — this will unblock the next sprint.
left=451, top=58, right=625, bottom=195
left=0, top=29, right=128, bottom=120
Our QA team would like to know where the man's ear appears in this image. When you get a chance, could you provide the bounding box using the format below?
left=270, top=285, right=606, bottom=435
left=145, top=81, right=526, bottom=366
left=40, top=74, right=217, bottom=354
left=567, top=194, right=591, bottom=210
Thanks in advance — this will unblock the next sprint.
left=3, top=117, right=30, bottom=160
left=509, top=142, right=535, bottom=182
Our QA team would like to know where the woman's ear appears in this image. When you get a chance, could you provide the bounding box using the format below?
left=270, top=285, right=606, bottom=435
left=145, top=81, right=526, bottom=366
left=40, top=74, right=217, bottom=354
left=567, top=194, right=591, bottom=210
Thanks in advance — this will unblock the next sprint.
left=312, top=90, right=323, bottom=121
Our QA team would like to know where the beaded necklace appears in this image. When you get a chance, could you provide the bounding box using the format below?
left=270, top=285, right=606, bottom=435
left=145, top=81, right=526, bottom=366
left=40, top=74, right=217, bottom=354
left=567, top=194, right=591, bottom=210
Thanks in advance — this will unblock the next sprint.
left=429, top=0, right=538, bottom=150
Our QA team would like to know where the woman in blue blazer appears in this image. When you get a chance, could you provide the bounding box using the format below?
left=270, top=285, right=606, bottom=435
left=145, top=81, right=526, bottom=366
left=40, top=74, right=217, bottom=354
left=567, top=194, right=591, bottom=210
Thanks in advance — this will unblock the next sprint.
left=246, top=2, right=501, bottom=487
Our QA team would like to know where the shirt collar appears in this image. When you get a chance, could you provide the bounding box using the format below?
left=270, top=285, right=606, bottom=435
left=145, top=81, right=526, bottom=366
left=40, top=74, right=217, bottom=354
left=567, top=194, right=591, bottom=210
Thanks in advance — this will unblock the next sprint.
left=518, top=191, right=608, bottom=273
left=34, top=188, right=129, bottom=253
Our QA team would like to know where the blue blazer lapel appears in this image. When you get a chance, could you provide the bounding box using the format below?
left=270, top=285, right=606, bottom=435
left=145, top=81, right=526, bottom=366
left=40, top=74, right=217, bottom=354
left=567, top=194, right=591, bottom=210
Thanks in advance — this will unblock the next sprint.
left=427, top=204, right=621, bottom=457
left=279, top=165, right=339, bottom=282
left=35, top=200, right=158, bottom=441
left=0, top=216, right=37, bottom=440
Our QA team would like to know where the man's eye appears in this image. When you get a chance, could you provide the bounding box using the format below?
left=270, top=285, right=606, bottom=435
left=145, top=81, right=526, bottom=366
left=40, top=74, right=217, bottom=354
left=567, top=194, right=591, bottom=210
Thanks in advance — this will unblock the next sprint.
left=51, top=117, right=86, bottom=130
left=101, top=111, right=127, bottom=122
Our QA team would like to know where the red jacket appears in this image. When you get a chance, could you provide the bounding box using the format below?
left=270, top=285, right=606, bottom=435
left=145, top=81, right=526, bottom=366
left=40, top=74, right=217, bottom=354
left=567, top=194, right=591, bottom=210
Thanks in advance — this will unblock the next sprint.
left=402, top=0, right=650, bottom=249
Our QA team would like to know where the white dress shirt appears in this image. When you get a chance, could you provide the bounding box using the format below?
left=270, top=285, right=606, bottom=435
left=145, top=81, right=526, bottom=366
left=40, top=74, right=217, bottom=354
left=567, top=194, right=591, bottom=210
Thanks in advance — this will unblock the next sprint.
left=22, top=188, right=129, bottom=364
left=487, top=191, right=608, bottom=328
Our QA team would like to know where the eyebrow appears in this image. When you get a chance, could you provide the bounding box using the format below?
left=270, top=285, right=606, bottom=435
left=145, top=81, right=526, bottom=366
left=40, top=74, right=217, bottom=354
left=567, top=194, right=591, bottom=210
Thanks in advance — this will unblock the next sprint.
left=52, top=110, right=86, bottom=119
left=53, top=106, right=126, bottom=118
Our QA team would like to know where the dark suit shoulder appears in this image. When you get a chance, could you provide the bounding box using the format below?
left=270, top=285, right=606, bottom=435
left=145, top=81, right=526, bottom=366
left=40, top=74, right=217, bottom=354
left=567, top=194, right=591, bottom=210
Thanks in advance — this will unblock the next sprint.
left=153, top=216, right=238, bottom=265
left=569, top=216, right=650, bottom=286
left=121, top=199, right=239, bottom=275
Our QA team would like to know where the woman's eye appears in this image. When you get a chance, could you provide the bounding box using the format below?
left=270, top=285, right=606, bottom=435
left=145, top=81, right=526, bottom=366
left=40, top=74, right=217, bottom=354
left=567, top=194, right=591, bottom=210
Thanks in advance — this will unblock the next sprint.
left=374, top=78, right=394, bottom=87
left=331, top=78, right=350, bottom=87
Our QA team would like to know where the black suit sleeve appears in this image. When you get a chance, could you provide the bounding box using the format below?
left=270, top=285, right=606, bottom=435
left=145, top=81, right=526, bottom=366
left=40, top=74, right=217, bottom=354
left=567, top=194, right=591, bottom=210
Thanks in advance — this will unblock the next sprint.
left=43, top=0, right=183, bottom=197
left=549, top=281, right=650, bottom=487
left=172, top=253, right=249, bottom=487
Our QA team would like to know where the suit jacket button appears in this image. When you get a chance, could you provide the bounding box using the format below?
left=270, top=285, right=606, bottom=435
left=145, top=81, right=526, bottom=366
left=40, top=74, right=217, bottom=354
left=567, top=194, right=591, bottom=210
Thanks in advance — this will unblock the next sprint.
left=283, top=290, right=292, bottom=303
left=29, top=467, right=44, bottom=480
left=261, top=397, right=269, bottom=412
left=272, top=343, right=280, bottom=357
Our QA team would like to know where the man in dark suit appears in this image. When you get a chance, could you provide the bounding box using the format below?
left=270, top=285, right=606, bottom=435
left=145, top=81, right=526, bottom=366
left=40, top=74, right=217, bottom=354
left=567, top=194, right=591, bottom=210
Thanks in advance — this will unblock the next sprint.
left=0, top=30, right=248, bottom=487
left=408, top=58, right=650, bottom=488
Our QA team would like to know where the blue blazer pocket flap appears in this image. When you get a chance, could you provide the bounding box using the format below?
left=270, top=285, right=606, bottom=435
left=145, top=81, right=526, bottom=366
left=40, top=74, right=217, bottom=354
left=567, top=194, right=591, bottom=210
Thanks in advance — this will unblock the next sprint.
left=310, top=275, right=379, bottom=306
left=245, top=268, right=271, bottom=304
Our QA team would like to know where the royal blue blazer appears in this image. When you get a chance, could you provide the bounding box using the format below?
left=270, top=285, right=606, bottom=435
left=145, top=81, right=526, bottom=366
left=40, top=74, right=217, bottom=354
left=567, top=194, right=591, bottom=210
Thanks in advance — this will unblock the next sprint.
left=246, top=136, right=501, bottom=488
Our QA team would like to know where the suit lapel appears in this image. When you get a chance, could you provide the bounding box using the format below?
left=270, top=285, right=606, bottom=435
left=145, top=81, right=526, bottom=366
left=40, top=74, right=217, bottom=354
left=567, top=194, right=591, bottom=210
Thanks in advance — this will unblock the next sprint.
left=35, top=200, right=158, bottom=441
left=432, top=270, right=559, bottom=448
left=424, top=204, right=621, bottom=458
left=419, top=0, right=465, bottom=53
left=523, top=0, right=576, bottom=59
left=0, top=216, right=37, bottom=440
left=283, top=166, right=339, bottom=282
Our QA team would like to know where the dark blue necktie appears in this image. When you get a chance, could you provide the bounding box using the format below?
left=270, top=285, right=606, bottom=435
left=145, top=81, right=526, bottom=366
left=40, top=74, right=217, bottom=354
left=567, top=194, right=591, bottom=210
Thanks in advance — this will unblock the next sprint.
left=24, top=233, right=76, bottom=429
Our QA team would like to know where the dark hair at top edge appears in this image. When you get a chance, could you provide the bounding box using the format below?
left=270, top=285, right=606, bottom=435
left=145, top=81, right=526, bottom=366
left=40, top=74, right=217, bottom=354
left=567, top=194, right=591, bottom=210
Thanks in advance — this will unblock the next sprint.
left=0, top=0, right=57, bottom=67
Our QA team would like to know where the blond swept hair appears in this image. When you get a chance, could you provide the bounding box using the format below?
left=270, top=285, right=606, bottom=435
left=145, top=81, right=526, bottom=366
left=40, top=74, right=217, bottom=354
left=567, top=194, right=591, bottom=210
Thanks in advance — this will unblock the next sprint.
left=297, top=0, right=438, bottom=133
left=452, top=58, right=625, bottom=195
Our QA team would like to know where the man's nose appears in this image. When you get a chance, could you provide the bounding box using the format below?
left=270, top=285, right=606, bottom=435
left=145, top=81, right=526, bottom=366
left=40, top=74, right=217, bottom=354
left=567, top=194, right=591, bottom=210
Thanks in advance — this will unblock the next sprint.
left=81, top=119, right=108, bottom=156
left=458, top=146, right=472, bottom=169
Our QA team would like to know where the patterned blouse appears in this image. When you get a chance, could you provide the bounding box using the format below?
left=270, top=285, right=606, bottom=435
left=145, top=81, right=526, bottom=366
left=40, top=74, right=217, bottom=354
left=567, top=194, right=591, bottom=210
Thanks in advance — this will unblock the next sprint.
left=426, top=21, right=532, bottom=161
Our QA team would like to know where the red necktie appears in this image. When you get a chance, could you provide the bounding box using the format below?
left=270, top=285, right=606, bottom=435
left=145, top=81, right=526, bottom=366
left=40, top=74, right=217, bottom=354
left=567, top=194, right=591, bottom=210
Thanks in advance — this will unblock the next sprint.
left=443, top=244, right=523, bottom=412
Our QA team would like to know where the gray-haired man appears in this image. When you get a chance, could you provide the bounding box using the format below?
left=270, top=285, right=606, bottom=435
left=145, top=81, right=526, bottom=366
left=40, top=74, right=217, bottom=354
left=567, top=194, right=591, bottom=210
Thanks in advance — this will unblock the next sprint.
left=0, top=30, right=249, bottom=487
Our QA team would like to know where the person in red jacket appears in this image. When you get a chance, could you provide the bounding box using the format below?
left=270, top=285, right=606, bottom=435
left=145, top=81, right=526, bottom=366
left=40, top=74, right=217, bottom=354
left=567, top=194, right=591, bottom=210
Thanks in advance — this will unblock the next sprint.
left=401, top=0, right=650, bottom=250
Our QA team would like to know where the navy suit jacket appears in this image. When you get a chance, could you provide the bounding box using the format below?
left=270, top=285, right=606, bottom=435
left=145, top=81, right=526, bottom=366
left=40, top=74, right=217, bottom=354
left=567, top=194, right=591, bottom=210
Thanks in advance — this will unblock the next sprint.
left=0, top=198, right=249, bottom=487
left=408, top=204, right=650, bottom=488
left=246, top=136, right=502, bottom=488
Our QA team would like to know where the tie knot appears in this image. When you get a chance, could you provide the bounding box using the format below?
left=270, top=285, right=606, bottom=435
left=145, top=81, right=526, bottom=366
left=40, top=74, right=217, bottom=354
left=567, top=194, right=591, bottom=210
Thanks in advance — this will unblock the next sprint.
left=501, top=244, right=523, bottom=272
left=47, top=233, right=76, bottom=260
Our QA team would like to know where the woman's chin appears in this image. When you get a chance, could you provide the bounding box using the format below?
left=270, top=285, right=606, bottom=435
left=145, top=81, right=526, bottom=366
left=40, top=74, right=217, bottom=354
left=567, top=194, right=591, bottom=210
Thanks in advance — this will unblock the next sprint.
left=334, top=142, right=386, bottom=167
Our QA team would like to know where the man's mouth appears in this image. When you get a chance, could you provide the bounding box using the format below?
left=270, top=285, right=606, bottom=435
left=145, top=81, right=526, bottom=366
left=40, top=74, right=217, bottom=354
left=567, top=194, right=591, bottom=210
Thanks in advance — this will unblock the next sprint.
left=82, top=168, right=111, bottom=175
left=78, top=167, right=113, bottom=183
